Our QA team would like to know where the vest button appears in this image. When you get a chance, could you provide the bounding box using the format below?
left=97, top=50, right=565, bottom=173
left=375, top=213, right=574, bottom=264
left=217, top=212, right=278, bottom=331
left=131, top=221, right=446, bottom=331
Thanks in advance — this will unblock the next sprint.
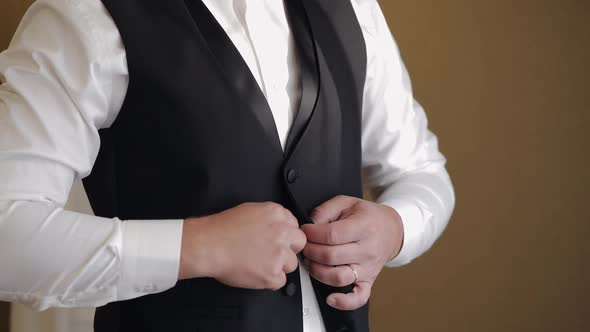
left=283, top=282, right=297, bottom=296
left=286, top=169, right=298, bottom=184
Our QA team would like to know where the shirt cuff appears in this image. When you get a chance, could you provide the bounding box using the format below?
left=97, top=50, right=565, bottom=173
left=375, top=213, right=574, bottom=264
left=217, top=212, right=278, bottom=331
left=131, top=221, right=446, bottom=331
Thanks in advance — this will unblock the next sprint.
left=117, top=219, right=184, bottom=300
left=379, top=198, right=429, bottom=268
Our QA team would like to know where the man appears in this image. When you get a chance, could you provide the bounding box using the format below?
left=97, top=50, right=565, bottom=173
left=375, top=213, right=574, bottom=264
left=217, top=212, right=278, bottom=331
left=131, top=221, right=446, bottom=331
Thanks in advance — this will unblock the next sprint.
left=0, top=0, right=455, bottom=331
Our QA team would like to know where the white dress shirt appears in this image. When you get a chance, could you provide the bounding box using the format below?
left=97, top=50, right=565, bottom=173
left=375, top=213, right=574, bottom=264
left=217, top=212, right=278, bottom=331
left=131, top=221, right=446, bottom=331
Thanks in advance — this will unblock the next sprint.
left=0, top=0, right=455, bottom=330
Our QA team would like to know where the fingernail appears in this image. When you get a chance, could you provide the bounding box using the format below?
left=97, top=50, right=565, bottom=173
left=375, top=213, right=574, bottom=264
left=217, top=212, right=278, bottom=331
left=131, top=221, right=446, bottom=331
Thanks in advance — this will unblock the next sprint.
left=327, top=297, right=337, bottom=307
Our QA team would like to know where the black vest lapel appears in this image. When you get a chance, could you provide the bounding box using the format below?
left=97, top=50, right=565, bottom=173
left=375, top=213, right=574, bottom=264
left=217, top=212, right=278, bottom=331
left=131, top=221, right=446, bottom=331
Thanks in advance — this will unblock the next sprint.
left=284, top=0, right=321, bottom=157
left=184, top=0, right=283, bottom=154
left=184, top=0, right=319, bottom=158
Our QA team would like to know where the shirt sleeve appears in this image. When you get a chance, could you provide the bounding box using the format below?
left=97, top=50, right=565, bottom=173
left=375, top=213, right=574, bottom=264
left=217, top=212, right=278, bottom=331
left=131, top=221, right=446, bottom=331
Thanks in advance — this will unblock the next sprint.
left=352, top=0, right=456, bottom=267
left=0, top=0, right=183, bottom=310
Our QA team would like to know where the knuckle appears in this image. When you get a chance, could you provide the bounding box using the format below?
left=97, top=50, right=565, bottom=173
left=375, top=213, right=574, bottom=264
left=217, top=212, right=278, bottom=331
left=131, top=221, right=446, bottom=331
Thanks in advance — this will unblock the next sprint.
left=284, top=214, right=298, bottom=227
left=273, top=257, right=285, bottom=274
left=287, top=259, right=298, bottom=273
left=266, top=202, right=284, bottom=214
left=312, top=206, right=326, bottom=218
left=269, top=204, right=297, bottom=224
left=261, top=274, right=273, bottom=289
left=291, top=242, right=304, bottom=255
left=296, top=230, right=307, bottom=248
left=321, top=249, right=336, bottom=265
left=337, top=195, right=355, bottom=205
left=282, top=207, right=295, bottom=218
left=334, top=271, right=348, bottom=286
left=292, top=245, right=304, bottom=255
left=325, top=227, right=338, bottom=244
left=271, top=274, right=287, bottom=290
left=285, top=265, right=296, bottom=274
left=360, top=297, right=369, bottom=307
left=300, top=228, right=308, bottom=240
left=263, top=270, right=283, bottom=290
left=263, top=278, right=277, bottom=290
left=361, top=291, right=371, bottom=306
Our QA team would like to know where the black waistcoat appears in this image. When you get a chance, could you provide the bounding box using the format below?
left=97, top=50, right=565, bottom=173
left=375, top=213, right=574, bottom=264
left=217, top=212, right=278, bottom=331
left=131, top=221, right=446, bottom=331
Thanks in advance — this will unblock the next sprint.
left=83, top=0, right=367, bottom=331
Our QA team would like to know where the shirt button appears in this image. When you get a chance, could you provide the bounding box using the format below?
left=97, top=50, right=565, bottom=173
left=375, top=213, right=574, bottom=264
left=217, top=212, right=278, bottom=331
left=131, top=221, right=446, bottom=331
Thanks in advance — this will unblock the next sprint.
left=283, top=282, right=297, bottom=296
left=286, top=169, right=298, bottom=184
left=302, top=307, right=310, bottom=316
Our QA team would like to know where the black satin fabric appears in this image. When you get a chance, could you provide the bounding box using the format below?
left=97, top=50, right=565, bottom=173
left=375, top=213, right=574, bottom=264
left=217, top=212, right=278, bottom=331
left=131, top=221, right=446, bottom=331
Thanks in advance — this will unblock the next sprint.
left=184, top=0, right=321, bottom=158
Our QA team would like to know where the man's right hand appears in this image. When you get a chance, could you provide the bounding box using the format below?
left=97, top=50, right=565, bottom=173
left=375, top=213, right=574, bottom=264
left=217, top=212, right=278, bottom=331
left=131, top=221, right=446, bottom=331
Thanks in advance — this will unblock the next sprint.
left=178, top=202, right=306, bottom=290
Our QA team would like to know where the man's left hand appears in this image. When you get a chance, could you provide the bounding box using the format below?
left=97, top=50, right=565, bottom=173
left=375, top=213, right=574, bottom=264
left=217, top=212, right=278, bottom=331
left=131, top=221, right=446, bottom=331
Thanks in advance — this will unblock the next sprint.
left=301, top=195, right=404, bottom=311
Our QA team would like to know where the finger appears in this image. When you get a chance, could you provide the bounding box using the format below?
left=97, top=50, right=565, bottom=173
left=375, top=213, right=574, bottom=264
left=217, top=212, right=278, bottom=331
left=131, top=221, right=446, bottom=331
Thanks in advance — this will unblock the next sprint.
left=310, top=195, right=359, bottom=224
left=267, top=271, right=287, bottom=291
left=301, top=218, right=364, bottom=245
left=303, top=242, right=361, bottom=266
left=281, top=207, right=300, bottom=228
left=288, top=228, right=307, bottom=253
left=326, top=281, right=372, bottom=311
left=266, top=202, right=299, bottom=228
left=305, top=261, right=359, bottom=287
left=283, top=251, right=299, bottom=273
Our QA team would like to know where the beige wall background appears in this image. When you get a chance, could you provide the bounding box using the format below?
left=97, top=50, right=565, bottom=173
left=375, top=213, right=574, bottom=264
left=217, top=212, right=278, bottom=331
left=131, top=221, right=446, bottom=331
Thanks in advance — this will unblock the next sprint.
left=1, top=0, right=589, bottom=331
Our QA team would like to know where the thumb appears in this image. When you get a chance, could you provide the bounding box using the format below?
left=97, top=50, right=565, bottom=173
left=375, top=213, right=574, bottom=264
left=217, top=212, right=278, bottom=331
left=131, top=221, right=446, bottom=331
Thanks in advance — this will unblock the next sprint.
left=310, top=195, right=359, bottom=224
